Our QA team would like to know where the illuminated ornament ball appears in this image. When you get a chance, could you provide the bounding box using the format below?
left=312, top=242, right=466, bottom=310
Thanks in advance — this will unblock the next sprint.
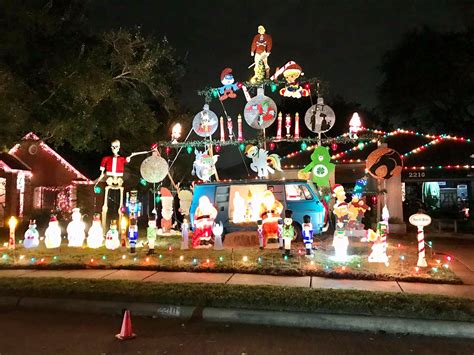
left=366, top=147, right=403, bottom=180
left=304, top=98, right=336, bottom=133
left=192, top=104, right=218, bottom=137
left=243, top=87, right=278, bottom=129
left=140, top=153, right=169, bottom=183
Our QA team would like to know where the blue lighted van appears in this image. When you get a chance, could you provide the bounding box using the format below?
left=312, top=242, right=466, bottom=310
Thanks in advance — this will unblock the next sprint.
left=189, top=179, right=327, bottom=237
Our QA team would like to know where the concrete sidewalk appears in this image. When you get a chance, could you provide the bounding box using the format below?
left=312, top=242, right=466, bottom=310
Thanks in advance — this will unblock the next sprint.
left=1, top=268, right=473, bottom=300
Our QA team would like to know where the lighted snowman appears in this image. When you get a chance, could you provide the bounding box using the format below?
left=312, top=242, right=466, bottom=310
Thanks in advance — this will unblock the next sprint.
left=44, top=215, right=62, bottom=248
left=87, top=213, right=104, bottom=248
left=67, top=208, right=86, bottom=247
left=23, top=219, right=39, bottom=249
left=105, top=220, right=120, bottom=250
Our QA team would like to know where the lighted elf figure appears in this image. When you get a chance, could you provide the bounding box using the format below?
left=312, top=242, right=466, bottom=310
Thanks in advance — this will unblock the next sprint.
left=218, top=68, right=241, bottom=101
left=126, top=190, right=142, bottom=219
left=146, top=215, right=157, bottom=255
left=23, top=219, right=39, bottom=249
left=87, top=213, right=104, bottom=249
left=259, top=190, right=283, bottom=247
left=128, top=217, right=138, bottom=253
left=302, top=215, right=314, bottom=257
left=250, top=25, right=272, bottom=81
left=67, top=208, right=86, bottom=247
left=105, top=220, right=121, bottom=250
left=213, top=222, right=224, bottom=250
left=180, top=218, right=189, bottom=250
left=279, top=63, right=309, bottom=98
left=282, top=210, right=296, bottom=258
left=45, top=215, right=62, bottom=249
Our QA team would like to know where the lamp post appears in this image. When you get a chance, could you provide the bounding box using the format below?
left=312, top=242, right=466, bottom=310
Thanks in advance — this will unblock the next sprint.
left=8, top=216, right=17, bottom=250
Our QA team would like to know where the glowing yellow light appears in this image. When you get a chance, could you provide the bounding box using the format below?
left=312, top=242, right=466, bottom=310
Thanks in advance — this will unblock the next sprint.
left=179, top=255, right=184, bottom=261
left=122, top=254, right=126, bottom=260
left=8, top=216, right=17, bottom=229
left=242, top=256, right=248, bottom=262
left=120, top=217, right=127, bottom=230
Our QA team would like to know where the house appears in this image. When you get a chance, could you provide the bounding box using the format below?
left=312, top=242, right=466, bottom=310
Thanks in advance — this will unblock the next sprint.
left=0, top=133, right=94, bottom=226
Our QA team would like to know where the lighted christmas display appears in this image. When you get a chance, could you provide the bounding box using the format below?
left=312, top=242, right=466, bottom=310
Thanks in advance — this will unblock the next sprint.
left=259, top=190, right=283, bottom=247
left=160, top=187, right=174, bottom=233
left=250, top=25, right=272, bottom=82
left=23, top=219, right=39, bottom=249
left=44, top=215, right=61, bottom=249
left=245, top=145, right=282, bottom=178
left=298, top=146, right=335, bottom=187
left=213, top=222, right=224, bottom=250
left=67, top=208, right=86, bottom=247
left=282, top=210, right=296, bottom=258
left=105, top=220, right=121, bottom=250
left=193, top=196, right=217, bottom=248
left=87, top=213, right=104, bottom=249
left=146, top=216, right=158, bottom=255
left=180, top=218, right=190, bottom=250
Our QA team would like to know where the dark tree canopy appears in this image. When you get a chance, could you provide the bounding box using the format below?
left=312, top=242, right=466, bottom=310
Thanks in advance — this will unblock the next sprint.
left=0, top=0, right=185, bottom=152
left=377, top=27, right=474, bottom=135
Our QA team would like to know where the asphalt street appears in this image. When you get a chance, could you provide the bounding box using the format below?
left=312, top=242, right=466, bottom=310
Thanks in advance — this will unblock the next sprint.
left=0, top=309, right=473, bottom=354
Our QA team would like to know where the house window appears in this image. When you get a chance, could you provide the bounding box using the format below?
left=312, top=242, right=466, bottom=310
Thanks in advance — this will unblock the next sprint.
left=285, top=184, right=313, bottom=201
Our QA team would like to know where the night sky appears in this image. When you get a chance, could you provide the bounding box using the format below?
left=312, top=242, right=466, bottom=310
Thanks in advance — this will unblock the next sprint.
left=90, top=0, right=467, bottom=111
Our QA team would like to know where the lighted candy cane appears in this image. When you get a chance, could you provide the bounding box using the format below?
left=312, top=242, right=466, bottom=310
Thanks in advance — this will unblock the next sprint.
left=409, top=213, right=431, bottom=267
left=237, top=114, right=243, bottom=142
left=219, top=116, right=225, bottom=142
left=241, top=85, right=251, bottom=102
left=294, top=112, right=300, bottom=140
left=270, top=61, right=296, bottom=81
left=276, top=112, right=283, bottom=141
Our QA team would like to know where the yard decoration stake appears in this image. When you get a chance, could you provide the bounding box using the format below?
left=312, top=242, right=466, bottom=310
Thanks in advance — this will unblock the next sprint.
left=409, top=213, right=432, bottom=267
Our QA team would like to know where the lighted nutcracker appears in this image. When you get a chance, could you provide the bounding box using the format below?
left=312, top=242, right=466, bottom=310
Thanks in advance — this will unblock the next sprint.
left=282, top=210, right=296, bottom=258
left=193, top=196, right=218, bottom=248
left=259, top=190, right=283, bottom=248
left=146, top=215, right=157, bottom=255
left=23, top=219, right=39, bottom=249
left=302, top=215, right=314, bottom=257
left=128, top=217, right=138, bottom=253
left=250, top=25, right=272, bottom=81
left=126, top=190, right=142, bottom=219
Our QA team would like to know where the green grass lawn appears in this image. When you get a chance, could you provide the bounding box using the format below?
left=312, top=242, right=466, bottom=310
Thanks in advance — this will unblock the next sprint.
left=0, top=233, right=460, bottom=284
left=0, top=277, right=472, bottom=322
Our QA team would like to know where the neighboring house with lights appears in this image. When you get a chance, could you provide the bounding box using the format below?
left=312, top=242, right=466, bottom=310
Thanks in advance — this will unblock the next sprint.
left=0, top=133, right=94, bottom=226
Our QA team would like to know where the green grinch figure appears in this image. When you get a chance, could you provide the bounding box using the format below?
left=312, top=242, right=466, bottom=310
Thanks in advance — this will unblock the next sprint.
left=298, top=146, right=335, bottom=187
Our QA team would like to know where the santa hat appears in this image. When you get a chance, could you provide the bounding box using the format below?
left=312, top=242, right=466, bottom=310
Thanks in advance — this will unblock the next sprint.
left=220, top=68, right=233, bottom=81
left=49, top=215, right=57, bottom=222
left=160, top=187, right=173, bottom=199
left=93, top=213, right=101, bottom=221
left=332, top=184, right=344, bottom=194
left=283, top=63, right=303, bottom=75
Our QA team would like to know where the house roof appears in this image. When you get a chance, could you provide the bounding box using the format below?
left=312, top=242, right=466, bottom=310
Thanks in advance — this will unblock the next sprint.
left=0, top=152, right=31, bottom=172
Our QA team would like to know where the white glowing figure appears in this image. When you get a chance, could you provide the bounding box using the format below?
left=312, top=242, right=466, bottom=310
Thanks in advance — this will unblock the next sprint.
left=213, top=222, right=224, bottom=250
left=87, top=214, right=104, bottom=249
left=171, top=123, right=182, bottom=143
left=331, top=222, right=349, bottom=262
left=45, top=216, right=62, bottom=249
left=232, top=191, right=246, bottom=223
left=349, top=112, right=362, bottom=138
left=245, top=145, right=282, bottom=178
left=23, top=220, right=39, bottom=249
left=67, top=208, right=86, bottom=247
left=367, top=222, right=389, bottom=263
left=105, top=221, right=120, bottom=250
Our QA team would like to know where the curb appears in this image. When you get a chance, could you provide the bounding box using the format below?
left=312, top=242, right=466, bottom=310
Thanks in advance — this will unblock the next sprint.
left=203, top=308, right=474, bottom=339
left=2, top=297, right=474, bottom=339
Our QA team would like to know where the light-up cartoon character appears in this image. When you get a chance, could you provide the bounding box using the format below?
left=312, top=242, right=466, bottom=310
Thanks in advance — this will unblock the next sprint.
left=279, top=63, right=309, bottom=99
left=193, top=196, right=218, bottom=248
left=250, top=25, right=272, bottom=81
left=67, top=208, right=86, bottom=247
left=105, top=220, right=120, bottom=250
left=160, top=187, right=174, bottom=233
left=298, top=146, right=335, bottom=187
left=192, top=149, right=219, bottom=182
left=259, top=190, right=283, bottom=247
left=87, top=213, right=104, bottom=249
left=347, top=197, right=370, bottom=232
left=245, top=100, right=277, bottom=127
left=23, top=219, right=39, bottom=249
left=367, top=221, right=389, bottom=263
left=218, top=68, right=241, bottom=101
left=44, top=215, right=62, bottom=249
left=245, top=145, right=282, bottom=178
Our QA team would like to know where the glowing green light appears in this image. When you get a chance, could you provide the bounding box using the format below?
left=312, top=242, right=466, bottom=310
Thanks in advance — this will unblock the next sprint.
left=2, top=254, right=8, bottom=260
left=159, top=254, right=163, bottom=259
left=212, top=89, right=219, bottom=98
left=155, top=195, right=161, bottom=204
left=53, top=256, right=58, bottom=261
left=102, top=255, right=106, bottom=260
left=284, top=255, right=289, bottom=261
left=218, top=256, right=224, bottom=262
left=94, top=186, right=101, bottom=194
left=357, top=142, right=365, bottom=150
left=300, top=142, right=307, bottom=150
left=186, top=146, right=193, bottom=154
left=139, top=178, right=147, bottom=186
left=270, top=83, right=278, bottom=92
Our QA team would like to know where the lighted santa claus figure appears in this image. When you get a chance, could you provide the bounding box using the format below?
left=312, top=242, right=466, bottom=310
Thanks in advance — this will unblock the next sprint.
left=87, top=213, right=104, bottom=249
left=44, top=215, right=62, bottom=249
left=160, top=187, right=174, bottom=233
left=23, top=219, right=39, bottom=249
left=258, top=190, right=283, bottom=248
left=192, top=196, right=217, bottom=248
left=67, top=208, right=86, bottom=247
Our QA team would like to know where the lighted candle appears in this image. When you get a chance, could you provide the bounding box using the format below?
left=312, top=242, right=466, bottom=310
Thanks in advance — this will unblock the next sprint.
left=219, top=116, right=225, bottom=142
left=237, top=114, right=243, bottom=142
left=227, top=116, right=234, bottom=140
left=294, top=112, right=300, bottom=140
left=8, top=216, right=17, bottom=250
left=276, top=112, right=283, bottom=141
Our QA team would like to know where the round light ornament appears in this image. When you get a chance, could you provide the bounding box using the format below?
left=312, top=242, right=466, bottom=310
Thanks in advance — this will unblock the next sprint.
left=304, top=97, right=336, bottom=133
left=140, top=152, right=169, bottom=183
left=243, top=87, right=278, bottom=129
left=366, top=147, right=403, bottom=180
left=193, top=104, right=218, bottom=137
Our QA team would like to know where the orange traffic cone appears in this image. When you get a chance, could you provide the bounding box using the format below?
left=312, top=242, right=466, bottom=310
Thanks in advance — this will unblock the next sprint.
left=115, top=309, right=136, bottom=340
